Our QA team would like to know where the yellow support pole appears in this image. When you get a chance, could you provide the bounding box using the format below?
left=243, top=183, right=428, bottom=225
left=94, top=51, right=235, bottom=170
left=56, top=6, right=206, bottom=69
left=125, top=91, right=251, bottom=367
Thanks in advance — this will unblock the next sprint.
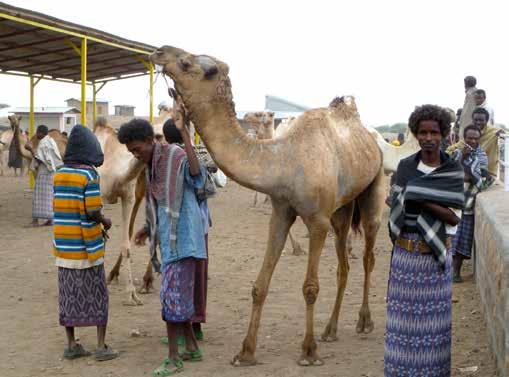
left=92, top=82, right=97, bottom=125
left=28, top=76, right=42, bottom=188
left=149, top=63, right=154, bottom=123
left=80, top=38, right=87, bottom=125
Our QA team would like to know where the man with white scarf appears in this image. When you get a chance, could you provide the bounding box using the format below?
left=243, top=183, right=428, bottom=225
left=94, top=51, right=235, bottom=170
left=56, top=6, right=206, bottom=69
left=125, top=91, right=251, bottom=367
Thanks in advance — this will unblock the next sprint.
left=25, top=125, right=63, bottom=227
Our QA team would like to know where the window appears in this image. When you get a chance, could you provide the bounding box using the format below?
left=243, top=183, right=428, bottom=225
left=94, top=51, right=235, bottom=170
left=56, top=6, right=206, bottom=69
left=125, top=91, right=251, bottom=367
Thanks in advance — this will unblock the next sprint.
left=66, top=117, right=72, bottom=125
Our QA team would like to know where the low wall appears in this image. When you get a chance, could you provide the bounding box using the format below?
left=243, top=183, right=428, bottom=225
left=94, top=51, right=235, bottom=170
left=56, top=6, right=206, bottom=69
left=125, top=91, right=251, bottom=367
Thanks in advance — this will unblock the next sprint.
left=474, top=184, right=509, bottom=376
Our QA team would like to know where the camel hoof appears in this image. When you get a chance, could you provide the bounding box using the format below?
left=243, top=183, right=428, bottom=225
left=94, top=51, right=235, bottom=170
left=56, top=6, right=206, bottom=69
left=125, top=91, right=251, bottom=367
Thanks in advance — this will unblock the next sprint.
left=137, top=286, right=154, bottom=294
left=321, top=333, right=338, bottom=342
left=297, top=356, right=324, bottom=366
left=356, top=317, right=374, bottom=334
left=231, top=354, right=257, bottom=367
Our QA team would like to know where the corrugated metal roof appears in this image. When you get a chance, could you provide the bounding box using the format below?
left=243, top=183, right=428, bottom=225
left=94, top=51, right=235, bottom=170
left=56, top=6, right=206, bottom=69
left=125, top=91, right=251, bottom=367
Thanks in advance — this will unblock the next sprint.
left=0, top=2, right=156, bottom=82
left=65, top=97, right=109, bottom=103
left=13, top=106, right=80, bottom=114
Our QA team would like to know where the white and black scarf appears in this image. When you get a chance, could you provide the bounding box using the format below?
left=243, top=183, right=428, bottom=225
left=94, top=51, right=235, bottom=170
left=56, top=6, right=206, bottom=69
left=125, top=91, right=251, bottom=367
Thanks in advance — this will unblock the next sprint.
left=389, top=153, right=465, bottom=268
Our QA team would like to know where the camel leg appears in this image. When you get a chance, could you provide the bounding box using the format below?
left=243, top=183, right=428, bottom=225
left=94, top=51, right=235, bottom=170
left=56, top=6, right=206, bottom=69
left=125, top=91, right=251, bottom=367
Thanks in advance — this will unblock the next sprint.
left=107, top=253, right=123, bottom=284
left=321, top=203, right=354, bottom=342
left=120, top=194, right=143, bottom=306
left=252, top=191, right=258, bottom=207
left=232, top=201, right=296, bottom=366
left=298, top=215, right=329, bottom=366
left=288, top=230, right=306, bottom=256
left=138, top=261, right=154, bottom=294
left=355, top=168, right=384, bottom=334
left=347, top=233, right=357, bottom=259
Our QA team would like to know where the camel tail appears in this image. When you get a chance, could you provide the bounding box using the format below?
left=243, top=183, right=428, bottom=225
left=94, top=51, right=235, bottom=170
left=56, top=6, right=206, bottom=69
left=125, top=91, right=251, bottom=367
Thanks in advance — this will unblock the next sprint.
left=351, top=199, right=362, bottom=235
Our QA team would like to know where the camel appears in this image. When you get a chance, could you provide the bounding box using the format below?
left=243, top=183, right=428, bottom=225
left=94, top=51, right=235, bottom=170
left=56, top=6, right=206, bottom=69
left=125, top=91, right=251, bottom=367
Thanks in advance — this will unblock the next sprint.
left=92, top=118, right=153, bottom=305
left=150, top=46, right=385, bottom=366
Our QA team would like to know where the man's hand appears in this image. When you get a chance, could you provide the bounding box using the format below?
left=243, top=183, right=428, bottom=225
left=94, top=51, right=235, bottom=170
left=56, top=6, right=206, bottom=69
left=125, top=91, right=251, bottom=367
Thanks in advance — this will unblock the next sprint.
left=102, top=217, right=112, bottom=231
left=134, top=227, right=149, bottom=246
left=24, top=141, right=33, bottom=152
left=462, top=145, right=472, bottom=158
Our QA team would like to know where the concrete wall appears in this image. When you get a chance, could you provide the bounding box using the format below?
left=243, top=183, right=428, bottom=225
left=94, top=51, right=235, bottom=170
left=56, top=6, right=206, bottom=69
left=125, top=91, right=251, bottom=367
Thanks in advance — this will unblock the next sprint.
left=19, top=114, right=62, bottom=132
left=474, top=184, right=509, bottom=377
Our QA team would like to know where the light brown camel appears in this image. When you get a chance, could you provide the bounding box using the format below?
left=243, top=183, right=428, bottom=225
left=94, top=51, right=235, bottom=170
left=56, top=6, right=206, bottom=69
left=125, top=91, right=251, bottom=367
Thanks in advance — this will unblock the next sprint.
left=150, top=46, right=385, bottom=366
left=93, top=118, right=153, bottom=305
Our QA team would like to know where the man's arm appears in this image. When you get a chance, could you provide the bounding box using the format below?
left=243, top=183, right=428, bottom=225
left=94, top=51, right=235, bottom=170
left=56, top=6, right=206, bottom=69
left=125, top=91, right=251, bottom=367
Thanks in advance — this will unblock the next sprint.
left=174, top=100, right=201, bottom=176
left=421, top=202, right=460, bottom=226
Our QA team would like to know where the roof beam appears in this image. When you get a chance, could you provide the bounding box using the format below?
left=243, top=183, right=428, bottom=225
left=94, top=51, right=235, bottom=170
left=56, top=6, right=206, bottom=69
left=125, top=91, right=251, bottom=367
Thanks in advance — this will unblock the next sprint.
left=41, top=53, right=142, bottom=74
left=0, top=35, right=65, bottom=53
left=0, top=26, right=41, bottom=38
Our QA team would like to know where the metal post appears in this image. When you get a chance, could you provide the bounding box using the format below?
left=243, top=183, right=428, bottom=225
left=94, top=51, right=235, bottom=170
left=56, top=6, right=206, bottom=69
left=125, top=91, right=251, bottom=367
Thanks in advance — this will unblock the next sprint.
left=92, top=82, right=97, bottom=125
left=80, top=38, right=87, bottom=125
left=29, top=75, right=35, bottom=188
left=149, top=63, right=154, bottom=123
left=504, top=136, right=509, bottom=192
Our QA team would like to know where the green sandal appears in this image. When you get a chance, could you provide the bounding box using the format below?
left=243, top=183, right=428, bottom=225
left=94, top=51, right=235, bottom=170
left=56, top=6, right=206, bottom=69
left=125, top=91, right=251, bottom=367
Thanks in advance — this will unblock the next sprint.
left=181, top=349, right=203, bottom=362
left=152, top=358, right=183, bottom=377
left=63, top=343, right=91, bottom=360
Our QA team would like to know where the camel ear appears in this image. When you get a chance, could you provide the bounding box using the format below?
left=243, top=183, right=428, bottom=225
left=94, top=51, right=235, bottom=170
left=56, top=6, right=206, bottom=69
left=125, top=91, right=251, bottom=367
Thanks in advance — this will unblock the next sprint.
left=196, top=56, right=218, bottom=79
left=178, top=56, right=192, bottom=71
left=17, top=115, right=22, bottom=121
left=268, top=111, right=275, bottom=117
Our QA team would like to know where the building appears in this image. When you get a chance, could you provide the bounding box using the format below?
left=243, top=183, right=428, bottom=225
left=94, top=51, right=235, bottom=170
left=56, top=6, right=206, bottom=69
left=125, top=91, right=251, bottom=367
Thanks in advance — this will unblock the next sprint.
left=114, top=105, right=135, bottom=116
left=237, top=95, right=309, bottom=130
left=13, top=107, right=80, bottom=132
left=65, top=98, right=109, bottom=118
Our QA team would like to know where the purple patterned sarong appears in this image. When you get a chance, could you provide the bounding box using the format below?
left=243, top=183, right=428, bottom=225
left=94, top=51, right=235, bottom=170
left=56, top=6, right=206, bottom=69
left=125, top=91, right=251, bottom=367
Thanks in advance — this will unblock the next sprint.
left=384, top=233, right=452, bottom=377
left=160, top=258, right=196, bottom=323
left=58, top=264, right=108, bottom=327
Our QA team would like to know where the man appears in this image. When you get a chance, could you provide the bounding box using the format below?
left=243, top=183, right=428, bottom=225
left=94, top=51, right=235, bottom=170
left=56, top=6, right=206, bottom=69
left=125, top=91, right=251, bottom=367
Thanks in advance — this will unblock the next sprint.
left=448, top=107, right=503, bottom=179
left=25, top=125, right=63, bottom=227
left=450, top=125, right=488, bottom=283
left=459, top=75, right=477, bottom=139
left=118, top=102, right=207, bottom=375
left=474, top=89, right=495, bottom=125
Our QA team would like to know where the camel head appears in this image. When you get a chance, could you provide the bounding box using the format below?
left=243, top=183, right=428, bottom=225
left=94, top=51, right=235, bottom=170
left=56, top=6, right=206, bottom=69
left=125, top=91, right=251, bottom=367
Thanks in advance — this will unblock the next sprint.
left=243, top=111, right=275, bottom=140
left=328, top=96, right=360, bottom=120
left=8, top=114, right=21, bottom=130
left=149, top=46, right=233, bottom=118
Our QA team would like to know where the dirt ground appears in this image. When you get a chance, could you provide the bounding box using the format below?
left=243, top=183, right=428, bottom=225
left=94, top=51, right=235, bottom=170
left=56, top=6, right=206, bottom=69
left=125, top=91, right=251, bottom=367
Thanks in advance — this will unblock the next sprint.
left=0, top=173, right=497, bottom=377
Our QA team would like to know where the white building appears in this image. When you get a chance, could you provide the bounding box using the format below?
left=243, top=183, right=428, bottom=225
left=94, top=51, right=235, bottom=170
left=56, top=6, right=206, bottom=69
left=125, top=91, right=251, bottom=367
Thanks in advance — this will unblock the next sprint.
left=12, top=107, right=80, bottom=132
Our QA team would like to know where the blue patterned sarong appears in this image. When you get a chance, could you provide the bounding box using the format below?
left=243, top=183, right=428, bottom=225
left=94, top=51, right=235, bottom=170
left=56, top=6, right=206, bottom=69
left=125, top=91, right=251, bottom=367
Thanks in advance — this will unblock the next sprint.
left=384, top=233, right=452, bottom=377
left=160, top=258, right=196, bottom=322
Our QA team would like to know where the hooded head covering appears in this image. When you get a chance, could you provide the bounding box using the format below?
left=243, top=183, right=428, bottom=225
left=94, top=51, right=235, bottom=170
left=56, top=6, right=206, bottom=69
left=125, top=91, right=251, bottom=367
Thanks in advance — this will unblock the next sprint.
left=63, top=125, right=104, bottom=167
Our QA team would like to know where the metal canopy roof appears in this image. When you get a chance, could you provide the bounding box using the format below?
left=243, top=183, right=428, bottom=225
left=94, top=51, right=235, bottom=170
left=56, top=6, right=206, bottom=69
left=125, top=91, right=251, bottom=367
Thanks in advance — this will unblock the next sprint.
left=0, top=2, right=157, bottom=83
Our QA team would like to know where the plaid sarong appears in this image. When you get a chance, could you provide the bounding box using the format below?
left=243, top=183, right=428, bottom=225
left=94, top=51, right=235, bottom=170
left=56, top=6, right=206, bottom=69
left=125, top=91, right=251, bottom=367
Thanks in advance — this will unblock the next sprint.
left=33, top=164, right=54, bottom=219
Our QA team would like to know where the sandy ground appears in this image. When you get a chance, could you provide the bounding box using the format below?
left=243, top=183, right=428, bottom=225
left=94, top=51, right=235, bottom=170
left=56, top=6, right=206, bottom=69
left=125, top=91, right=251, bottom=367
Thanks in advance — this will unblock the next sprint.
left=0, top=173, right=497, bottom=377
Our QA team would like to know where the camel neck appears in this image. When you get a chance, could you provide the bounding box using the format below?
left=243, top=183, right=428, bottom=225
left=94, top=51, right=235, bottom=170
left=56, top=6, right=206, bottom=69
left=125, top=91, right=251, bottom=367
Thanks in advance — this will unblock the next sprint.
left=189, top=101, right=277, bottom=194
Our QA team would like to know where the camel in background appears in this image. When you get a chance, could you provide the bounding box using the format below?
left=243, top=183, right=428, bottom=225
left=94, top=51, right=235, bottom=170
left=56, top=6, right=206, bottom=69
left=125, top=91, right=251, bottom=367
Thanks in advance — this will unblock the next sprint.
left=151, top=46, right=385, bottom=366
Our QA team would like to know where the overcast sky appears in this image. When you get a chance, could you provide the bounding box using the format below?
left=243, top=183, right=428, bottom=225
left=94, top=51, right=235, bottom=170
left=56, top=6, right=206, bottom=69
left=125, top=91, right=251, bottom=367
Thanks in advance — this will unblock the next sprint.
left=1, top=0, right=508, bottom=126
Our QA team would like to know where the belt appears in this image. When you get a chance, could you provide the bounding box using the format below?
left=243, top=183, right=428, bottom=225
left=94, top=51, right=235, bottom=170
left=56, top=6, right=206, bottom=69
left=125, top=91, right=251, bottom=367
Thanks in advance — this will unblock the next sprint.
left=395, top=237, right=452, bottom=255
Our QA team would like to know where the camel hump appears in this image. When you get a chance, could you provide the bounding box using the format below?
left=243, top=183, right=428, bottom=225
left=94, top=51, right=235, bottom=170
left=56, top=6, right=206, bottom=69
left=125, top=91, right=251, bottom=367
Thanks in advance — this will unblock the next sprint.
left=328, top=96, right=359, bottom=120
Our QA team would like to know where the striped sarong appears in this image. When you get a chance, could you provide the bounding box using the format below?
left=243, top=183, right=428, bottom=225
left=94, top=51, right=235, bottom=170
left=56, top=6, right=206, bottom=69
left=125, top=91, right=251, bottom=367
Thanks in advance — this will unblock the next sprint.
left=33, top=165, right=54, bottom=220
left=451, top=214, right=475, bottom=259
left=384, top=232, right=452, bottom=377
left=160, top=258, right=196, bottom=323
left=58, top=264, right=109, bottom=327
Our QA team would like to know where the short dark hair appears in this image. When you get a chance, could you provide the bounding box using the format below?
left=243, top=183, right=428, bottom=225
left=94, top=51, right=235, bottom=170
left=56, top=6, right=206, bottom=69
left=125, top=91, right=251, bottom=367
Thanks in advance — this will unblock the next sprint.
left=408, top=104, right=451, bottom=138
left=117, top=118, right=154, bottom=144
left=163, top=118, right=183, bottom=144
left=464, top=75, right=477, bottom=88
left=463, top=124, right=481, bottom=138
left=36, top=125, right=48, bottom=135
left=472, top=107, right=489, bottom=121
left=474, top=89, right=486, bottom=97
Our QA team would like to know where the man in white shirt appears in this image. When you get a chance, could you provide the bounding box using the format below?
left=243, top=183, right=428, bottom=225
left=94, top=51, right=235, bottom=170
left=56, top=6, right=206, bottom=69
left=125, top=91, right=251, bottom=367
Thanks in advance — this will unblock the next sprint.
left=474, top=89, right=495, bottom=125
left=459, top=75, right=477, bottom=140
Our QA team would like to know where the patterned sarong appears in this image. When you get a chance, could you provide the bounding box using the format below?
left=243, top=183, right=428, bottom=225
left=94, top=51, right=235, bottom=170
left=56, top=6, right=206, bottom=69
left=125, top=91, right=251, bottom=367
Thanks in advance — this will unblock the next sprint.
left=58, top=264, right=109, bottom=327
left=191, top=235, right=208, bottom=323
left=451, top=214, right=475, bottom=259
left=160, top=258, right=196, bottom=323
left=33, top=164, right=54, bottom=219
left=384, top=232, right=452, bottom=377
